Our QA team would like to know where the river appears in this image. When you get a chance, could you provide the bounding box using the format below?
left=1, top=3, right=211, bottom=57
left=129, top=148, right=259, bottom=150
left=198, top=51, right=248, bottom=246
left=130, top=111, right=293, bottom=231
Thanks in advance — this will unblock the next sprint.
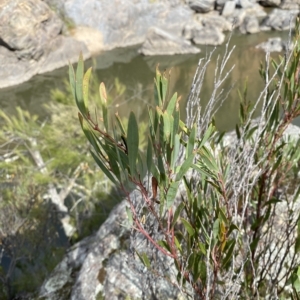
left=1, top=30, right=297, bottom=131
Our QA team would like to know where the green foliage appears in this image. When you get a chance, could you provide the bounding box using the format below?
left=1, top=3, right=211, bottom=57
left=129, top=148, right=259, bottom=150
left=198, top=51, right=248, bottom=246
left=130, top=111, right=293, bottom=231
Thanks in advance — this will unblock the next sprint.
left=72, top=20, right=300, bottom=299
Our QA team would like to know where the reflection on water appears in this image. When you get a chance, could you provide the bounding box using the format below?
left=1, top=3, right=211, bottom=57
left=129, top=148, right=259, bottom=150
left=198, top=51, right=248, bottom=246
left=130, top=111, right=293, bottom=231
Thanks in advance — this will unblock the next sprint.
left=0, top=30, right=295, bottom=130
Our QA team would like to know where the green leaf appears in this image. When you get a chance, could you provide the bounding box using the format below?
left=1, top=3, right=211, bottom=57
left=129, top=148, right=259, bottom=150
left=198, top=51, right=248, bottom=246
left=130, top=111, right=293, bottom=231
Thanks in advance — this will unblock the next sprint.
left=181, top=218, right=195, bottom=236
left=166, top=181, right=179, bottom=209
left=222, top=239, right=235, bottom=270
left=171, top=133, right=180, bottom=171
left=146, top=137, right=153, bottom=173
left=115, top=113, right=126, bottom=136
left=75, top=52, right=85, bottom=115
left=136, top=251, right=151, bottom=269
left=163, top=111, right=171, bottom=142
left=199, top=123, right=215, bottom=149
left=166, top=92, right=178, bottom=115
left=175, top=153, right=195, bottom=181
left=127, top=112, right=139, bottom=178
left=90, top=150, right=118, bottom=185
left=174, top=236, right=182, bottom=253
left=83, top=67, right=92, bottom=109
left=99, top=82, right=108, bottom=132
left=213, top=219, right=220, bottom=240
left=187, top=125, right=196, bottom=158
left=171, top=202, right=185, bottom=228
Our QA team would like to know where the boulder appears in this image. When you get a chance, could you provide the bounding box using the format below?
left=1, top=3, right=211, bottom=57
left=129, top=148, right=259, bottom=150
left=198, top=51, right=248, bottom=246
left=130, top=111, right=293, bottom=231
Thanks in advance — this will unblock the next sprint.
left=0, top=0, right=63, bottom=60
left=183, top=19, right=226, bottom=45
left=0, top=0, right=91, bottom=89
left=38, top=196, right=180, bottom=300
left=38, top=36, right=89, bottom=74
left=256, top=37, right=286, bottom=52
left=0, top=46, right=38, bottom=89
left=63, top=0, right=194, bottom=50
left=194, top=27, right=225, bottom=46
left=195, top=11, right=233, bottom=31
left=222, top=1, right=236, bottom=17
left=139, top=27, right=200, bottom=56
left=186, top=0, right=216, bottom=13
left=260, top=8, right=299, bottom=31
left=240, top=16, right=260, bottom=33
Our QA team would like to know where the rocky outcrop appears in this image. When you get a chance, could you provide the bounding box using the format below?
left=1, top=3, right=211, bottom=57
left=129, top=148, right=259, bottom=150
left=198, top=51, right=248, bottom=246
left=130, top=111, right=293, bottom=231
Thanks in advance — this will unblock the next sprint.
left=63, top=0, right=194, bottom=51
left=38, top=193, right=180, bottom=300
left=0, top=0, right=90, bottom=89
left=139, top=27, right=200, bottom=56
left=260, top=8, right=299, bottom=31
left=1, top=0, right=300, bottom=88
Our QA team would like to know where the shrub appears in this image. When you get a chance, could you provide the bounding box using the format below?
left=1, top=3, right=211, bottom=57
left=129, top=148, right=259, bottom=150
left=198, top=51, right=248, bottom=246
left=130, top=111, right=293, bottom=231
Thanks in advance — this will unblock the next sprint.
left=71, top=22, right=300, bottom=299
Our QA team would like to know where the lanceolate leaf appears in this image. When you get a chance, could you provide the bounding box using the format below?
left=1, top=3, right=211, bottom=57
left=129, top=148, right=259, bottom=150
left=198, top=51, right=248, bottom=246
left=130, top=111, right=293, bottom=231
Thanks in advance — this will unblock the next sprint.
left=127, top=112, right=139, bottom=178
left=83, top=67, right=92, bottom=109
left=147, top=137, right=153, bottom=173
left=171, top=202, right=185, bottom=228
left=187, top=125, right=196, bottom=158
left=199, top=123, right=215, bottom=149
left=75, top=52, right=85, bottom=115
left=166, top=181, right=179, bottom=209
left=175, top=153, right=195, bottom=181
left=90, top=150, right=118, bottom=185
left=181, top=218, right=195, bottom=236
left=99, top=82, right=108, bottom=131
left=115, top=113, right=126, bottom=136
left=166, top=92, right=178, bottom=115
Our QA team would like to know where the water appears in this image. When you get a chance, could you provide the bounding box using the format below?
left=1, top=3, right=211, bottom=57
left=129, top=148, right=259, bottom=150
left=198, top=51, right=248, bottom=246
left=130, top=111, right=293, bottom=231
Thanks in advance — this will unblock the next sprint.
left=0, top=30, right=294, bottom=131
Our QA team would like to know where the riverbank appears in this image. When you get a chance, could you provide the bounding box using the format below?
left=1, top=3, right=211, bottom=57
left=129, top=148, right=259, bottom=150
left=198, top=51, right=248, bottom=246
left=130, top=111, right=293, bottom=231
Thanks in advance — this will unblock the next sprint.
left=0, top=0, right=299, bottom=89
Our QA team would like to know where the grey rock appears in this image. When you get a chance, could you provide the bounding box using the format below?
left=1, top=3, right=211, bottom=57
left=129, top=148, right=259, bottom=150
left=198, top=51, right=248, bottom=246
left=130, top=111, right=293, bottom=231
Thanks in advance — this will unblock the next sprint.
left=63, top=0, right=194, bottom=50
left=222, top=1, right=237, bottom=17
left=240, top=15, right=260, bottom=33
left=259, top=0, right=281, bottom=6
left=238, top=0, right=256, bottom=8
left=280, top=1, right=300, bottom=9
left=38, top=36, right=89, bottom=74
left=0, top=0, right=63, bottom=60
left=195, top=11, right=233, bottom=31
left=260, top=8, right=299, bottom=31
left=139, top=27, right=200, bottom=56
left=186, top=0, right=216, bottom=13
left=226, top=5, right=267, bottom=29
left=255, top=37, right=292, bottom=52
left=192, top=25, right=226, bottom=45
left=38, top=192, right=180, bottom=300
left=183, top=19, right=226, bottom=45
left=0, top=46, right=38, bottom=89
left=216, top=0, right=228, bottom=9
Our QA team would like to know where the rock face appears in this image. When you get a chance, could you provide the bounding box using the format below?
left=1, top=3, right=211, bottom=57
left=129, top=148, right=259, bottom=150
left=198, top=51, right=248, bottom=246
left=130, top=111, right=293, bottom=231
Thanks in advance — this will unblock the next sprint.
left=0, top=0, right=300, bottom=88
left=0, top=0, right=90, bottom=89
left=260, top=8, right=300, bottom=31
left=0, top=0, right=62, bottom=60
left=38, top=193, right=180, bottom=300
left=139, top=27, right=200, bottom=56
left=63, top=0, right=194, bottom=50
